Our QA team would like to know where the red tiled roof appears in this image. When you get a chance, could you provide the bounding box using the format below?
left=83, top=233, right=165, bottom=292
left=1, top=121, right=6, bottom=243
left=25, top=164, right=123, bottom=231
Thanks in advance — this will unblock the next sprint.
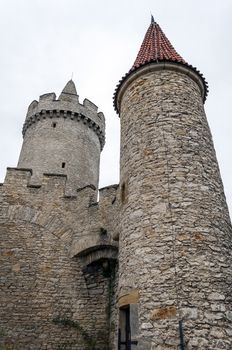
left=113, top=18, right=208, bottom=113
left=132, top=18, right=185, bottom=68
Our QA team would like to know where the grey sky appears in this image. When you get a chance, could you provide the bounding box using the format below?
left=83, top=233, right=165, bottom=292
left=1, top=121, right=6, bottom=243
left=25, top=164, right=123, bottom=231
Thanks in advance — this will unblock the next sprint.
left=0, top=0, right=231, bottom=216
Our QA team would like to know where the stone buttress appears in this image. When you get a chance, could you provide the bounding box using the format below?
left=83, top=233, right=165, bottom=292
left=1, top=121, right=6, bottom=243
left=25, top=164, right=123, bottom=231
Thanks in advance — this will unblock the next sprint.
left=114, top=18, right=232, bottom=350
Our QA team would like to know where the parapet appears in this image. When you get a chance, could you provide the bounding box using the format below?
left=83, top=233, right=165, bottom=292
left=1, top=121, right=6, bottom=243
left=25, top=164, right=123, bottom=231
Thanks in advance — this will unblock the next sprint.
left=99, top=184, right=119, bottom=204
left=22, top=80, right=105, bottom=150
left=1, top=167, right=98, bottom=207
left=1, top=167, right=119, bottom=265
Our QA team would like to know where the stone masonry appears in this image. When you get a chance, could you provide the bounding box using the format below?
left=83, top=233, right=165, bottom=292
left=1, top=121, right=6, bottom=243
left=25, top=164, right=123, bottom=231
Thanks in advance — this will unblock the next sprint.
left=0, top=17, right=231, bottom=350
left=18, top=80, right=105, bottom=193
left=0, top=167, right=119, bottom=350
left=116, top=63, right=232, bottom=349
left=0, top=81, right=118, bottom=350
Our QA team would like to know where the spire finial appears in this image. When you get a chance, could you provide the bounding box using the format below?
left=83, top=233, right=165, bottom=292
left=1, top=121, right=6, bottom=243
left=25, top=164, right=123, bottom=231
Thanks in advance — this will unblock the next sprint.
left=151, top=14, right=155, bottom=24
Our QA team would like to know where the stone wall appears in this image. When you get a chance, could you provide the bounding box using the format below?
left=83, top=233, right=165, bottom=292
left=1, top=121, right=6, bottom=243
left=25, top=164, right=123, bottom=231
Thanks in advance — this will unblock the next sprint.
left=0, top=168, right=118, bottom=350
left=18, top=88, right=105, bottom=193
left=117, top=65, right=232, bottom=349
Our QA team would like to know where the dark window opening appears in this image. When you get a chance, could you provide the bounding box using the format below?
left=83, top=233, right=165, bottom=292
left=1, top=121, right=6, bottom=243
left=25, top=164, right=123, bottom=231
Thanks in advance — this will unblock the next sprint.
left=118, top=305, right=138, bottom=350
left=121, top=182, right=126, bottom=203
left=62, top=162, right=65, bottom=168
left=52, top=122, right=57, bottom=128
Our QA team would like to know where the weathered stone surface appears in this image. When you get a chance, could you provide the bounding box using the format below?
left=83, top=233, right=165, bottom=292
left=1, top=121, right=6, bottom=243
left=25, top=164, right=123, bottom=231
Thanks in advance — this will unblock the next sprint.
left=116, top=64, right=232, bottom=349
left=0, top=25, right=232, bottom=350
left=150, top=306, right=177, bottom=320
left=18, top=82, right=105, bottom=193
left=0, top=152, right=118, bottom=349
left=118, top=289, right=139, bottom=307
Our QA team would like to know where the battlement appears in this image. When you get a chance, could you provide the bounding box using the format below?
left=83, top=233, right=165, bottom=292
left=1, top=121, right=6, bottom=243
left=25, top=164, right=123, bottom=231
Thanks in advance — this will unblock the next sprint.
left=23, top=81, right=105, bottom=149
left=1, top=167, right=99, bottom=206
left=1, top=168, right=120, bottom=212
left=99, top=184, right=118, bottom=203
left=1, top=167, right=119, bottom=260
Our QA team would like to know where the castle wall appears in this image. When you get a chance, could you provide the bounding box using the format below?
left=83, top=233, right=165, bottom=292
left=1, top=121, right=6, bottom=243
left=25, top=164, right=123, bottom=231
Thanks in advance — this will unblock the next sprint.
left=117, top=67, right=232, bottom=349
left=0, top=168, right=118, bottom=350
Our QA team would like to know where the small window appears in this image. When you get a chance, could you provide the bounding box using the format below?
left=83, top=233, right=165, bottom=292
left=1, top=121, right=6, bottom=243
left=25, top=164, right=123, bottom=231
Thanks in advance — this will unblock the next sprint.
left=121, top=182, right=128, bottom=204
left=62, top=162, right=65, bottom=168
left=118, top=305, right=138, bottom=349
left=52, top=122, right=57, bottom=128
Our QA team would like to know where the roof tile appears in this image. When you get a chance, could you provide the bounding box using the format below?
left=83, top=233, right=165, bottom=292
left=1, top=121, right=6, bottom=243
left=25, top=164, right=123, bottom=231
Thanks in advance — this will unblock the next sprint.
left=113, top=18, right=208, bottom=113
left=132, top=20, right=185, bottom=69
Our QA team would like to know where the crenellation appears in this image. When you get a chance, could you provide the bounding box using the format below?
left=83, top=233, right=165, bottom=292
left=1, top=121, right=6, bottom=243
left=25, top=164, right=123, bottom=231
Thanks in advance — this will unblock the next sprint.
left=41, top=173, right=67, bottom=196
left=99, top=184, right=118, bottom=195
left=4, top=167, right=32, bottom=188
left=39, top=92, right=56, bottom=102
left=0, top=168, right=102, bottom=213
left=97, top=111, right=105, bottom=123
left=25, top=93, right=105, bottom=134
left=27, top=99, right=38, bottom=116
left=0, top=18, right=231, bottom=350
left=99, top=184, right=118, bottom=207
left=83, top=98, right=98, bottom=111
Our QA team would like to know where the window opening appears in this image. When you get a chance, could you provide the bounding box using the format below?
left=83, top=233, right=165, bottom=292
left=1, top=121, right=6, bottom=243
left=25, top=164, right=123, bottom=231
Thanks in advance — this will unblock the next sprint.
left=121, top=182, right=126, bottom=203
left=118, top=305, right=138, bottom=350
left=62, top=162, right=65, bottom=168
left=52, top=122, right=57, bottom=128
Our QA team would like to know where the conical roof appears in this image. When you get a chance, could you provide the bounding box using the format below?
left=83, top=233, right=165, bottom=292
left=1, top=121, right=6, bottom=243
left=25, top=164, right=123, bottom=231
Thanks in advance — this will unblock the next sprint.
left=132, top=16, right=185, bottom=68
left=113, top=18, right=208, bottom=113
left=59, top=80, right=78, bottom=98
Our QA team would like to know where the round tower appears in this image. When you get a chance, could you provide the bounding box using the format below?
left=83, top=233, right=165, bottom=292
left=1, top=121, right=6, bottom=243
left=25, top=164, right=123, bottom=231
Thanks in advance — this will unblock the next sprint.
left=114, top=18, right=231, bottom=349
left=18, top=80, right=105, bottom=192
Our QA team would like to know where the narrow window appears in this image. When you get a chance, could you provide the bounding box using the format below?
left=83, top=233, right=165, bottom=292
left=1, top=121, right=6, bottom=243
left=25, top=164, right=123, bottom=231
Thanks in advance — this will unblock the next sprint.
left=118, top=306, right=129, bottom=350
left=52, top=122, right=57, bottom=128
left=118, top=305, right=138, bottom=349
left=121, top=182, right=126, bottom=203
left=62, top=162, right=65, bottom=168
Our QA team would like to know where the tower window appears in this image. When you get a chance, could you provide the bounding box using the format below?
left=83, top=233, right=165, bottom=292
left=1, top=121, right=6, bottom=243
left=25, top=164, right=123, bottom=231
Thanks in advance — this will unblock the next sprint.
left=121, top=181, right=128, bottom=204
left=118, top=305, right=138, bottom=349
left=52, top=122, right=57, bottom=128
left=62, top=162, right=65, bottom=168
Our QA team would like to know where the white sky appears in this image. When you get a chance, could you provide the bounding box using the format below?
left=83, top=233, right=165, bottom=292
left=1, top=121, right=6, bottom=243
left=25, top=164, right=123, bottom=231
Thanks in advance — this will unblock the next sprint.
left=0, top=0, right=231, bottom=216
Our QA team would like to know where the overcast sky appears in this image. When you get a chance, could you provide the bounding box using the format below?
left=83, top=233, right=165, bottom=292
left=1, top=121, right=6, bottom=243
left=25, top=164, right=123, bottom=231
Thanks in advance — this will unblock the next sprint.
left=0, top=0, right=231, bottom=216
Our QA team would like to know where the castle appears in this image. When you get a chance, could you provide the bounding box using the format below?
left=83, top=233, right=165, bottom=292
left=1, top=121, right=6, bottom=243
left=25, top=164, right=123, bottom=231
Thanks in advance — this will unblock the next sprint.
left=0, top=17, right=231, bottom=350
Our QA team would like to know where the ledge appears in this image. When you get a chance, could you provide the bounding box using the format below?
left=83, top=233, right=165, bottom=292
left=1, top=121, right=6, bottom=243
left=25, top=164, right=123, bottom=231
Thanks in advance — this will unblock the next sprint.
left=70, top=234, right=118, bottom=266
left=78, top=245, right=118, bottom=267
left=7, top=167, right=33, bottom=174
left=99, top=184, right=119, bottom=191
left=43, top=173, right=67, bottom=178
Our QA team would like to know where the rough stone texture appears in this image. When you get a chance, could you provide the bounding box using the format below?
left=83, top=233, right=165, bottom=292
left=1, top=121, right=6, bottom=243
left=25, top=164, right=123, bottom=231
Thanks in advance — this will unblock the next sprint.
left=0, top=55, right=232, bottom=350
left=0, top=168, right=118, bottom=349
left=18, top=85, right=105, bottom=193
left=117, top=66, right=232, bottom=349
